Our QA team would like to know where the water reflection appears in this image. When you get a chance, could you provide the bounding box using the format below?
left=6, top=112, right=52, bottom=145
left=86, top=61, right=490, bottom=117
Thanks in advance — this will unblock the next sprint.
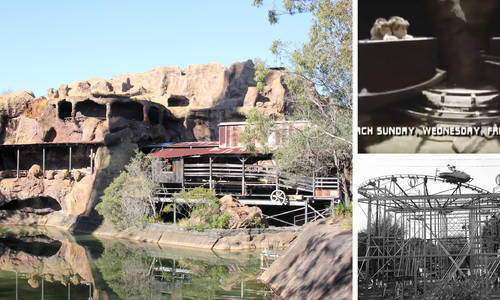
left=0, top=226, right=273, bottom=299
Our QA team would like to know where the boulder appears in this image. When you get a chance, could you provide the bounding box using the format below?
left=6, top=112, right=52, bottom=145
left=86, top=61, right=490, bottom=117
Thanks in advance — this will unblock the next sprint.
left=260, top=219, right=352, bottom=300
left=243, top=87, right=258, bottom=107
left=0, top=90, right=35, bottom=118
left=68, top=81, right=91, bottom=97
left=54, top=170, right=69, bottom=180
left=28, top=164, right=42, bottom=178
left=91, top=80, right=113, bottom=95
left=58, top=84, right=69, bottom=97
left=47, top=88, right=59, bottom=99
left=112, top=77, right=132, bottom=93
left=46, top=170, right=55, bottom=180
left=219, top=195, right=265, bottom=229
left=73, top=170, right=83, bottom=182
left=81, top=118, right=101, bottom=141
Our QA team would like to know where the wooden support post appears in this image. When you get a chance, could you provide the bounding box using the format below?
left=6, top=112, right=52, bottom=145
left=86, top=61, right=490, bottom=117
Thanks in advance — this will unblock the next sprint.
left=365, top=197, right=372, bottom=277
left=275, top=171, right=279, bottom=191
left=241, top=157, right=247, bottom=196
left=90, top=147, right=94, bottom=174
left=312, top=173, right=316, bottom=197
left=181, top=158, right=185, bottom=191
left=42, top=147, right=46, bottom=178
left=305, top=199, right=308, bottom=223
left=209, top=156, right=213, bottom=191
left=173, top=201, right=177, bottom=224
left=16, top=148, right=19, bottom=178
left=69, top=146, right=72, bottom=171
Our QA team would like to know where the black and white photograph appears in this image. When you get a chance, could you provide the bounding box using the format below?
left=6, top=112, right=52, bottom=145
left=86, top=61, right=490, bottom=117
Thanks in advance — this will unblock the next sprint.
left=356, top=155, right=500, bottom=299
left=358, top=0, right=500, bottom=153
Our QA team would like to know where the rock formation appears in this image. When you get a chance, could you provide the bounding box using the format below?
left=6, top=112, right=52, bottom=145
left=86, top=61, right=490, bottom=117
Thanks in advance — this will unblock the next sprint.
left=260, top=219, right=352, bottom=300
left=0, top=60, right=288, bottom=217
left=219, top=195, right=266, bottom=229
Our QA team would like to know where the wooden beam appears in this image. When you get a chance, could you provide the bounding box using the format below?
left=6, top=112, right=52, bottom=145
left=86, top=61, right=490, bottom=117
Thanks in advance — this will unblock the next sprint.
left=181, top=158, right=185, bottom=191
left=16, top=148, right=19, bottom=178
left=305, top=199, right=308, bottom=223
left=209, top=156, right=213, bottom=191
left=42, top=147, right=46, bottom=178
left=240, top=157, right=247, bottom=196
left=69, top=146, right=72, bottom=171
left=90, top=147, right=94, bottom=174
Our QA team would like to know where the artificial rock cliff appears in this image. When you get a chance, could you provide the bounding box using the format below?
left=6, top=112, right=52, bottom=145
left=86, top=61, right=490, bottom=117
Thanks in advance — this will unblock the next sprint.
left=0, top=60, right=288, bottom=216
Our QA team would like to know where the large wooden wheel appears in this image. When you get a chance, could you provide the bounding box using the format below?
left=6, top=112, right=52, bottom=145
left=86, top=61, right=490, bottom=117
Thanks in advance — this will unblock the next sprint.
left=271, top=189, right=287, bottom=204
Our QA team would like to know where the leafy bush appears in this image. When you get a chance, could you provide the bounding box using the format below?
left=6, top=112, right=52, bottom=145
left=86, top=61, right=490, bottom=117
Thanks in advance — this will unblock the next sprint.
left=212, top=212, right=231, bottom=229
left=171, top=188, right=236, bottom=230
left=332, top=201, right=352, bottom=217
left=96, top=149, right=159, bottom=230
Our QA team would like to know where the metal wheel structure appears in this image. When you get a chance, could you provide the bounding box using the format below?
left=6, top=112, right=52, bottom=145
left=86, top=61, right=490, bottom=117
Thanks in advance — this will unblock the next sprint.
left=402, top=88, right=500, bottom=125
left=358, top=174, right=500, bottom=299
left=270, top=189, right=287, bottom=204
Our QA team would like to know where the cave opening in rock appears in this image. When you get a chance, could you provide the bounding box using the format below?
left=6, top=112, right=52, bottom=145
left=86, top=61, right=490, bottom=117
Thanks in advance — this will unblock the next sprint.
left=0, top=234, right=62, bottom=257
left=0, top=196, right=62, bottom=215
left=58, top=100, right=72, bottom=119
left=43, top=128, right=57, bottom=142
left=167, top=95, right=190, bottom=107
left=75, top=100, right=106, bottom=119
left=148, top=106, right=160, bottom=125
left=110, top=101, right=143, bottom=121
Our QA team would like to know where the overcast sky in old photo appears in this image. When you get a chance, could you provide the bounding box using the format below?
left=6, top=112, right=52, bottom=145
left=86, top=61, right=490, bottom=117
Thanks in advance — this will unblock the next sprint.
left=0, top=1, right=312, bottom=97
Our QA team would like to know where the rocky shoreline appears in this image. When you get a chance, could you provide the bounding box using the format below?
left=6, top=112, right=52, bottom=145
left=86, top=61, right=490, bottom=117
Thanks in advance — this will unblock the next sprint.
left=0, top=210, right=300, bottom=251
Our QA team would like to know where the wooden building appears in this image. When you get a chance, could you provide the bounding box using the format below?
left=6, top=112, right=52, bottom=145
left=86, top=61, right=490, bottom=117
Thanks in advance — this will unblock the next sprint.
left=149, top=121, right=339, bottom=225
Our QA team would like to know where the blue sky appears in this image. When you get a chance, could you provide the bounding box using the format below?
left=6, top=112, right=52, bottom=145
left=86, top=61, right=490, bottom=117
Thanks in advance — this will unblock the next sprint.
left=0, top=1, right=312, bottom=96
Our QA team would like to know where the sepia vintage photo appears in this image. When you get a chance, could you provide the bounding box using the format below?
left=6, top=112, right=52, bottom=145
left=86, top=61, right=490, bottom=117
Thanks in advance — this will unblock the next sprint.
left=358, top=0, right=500, bottom=153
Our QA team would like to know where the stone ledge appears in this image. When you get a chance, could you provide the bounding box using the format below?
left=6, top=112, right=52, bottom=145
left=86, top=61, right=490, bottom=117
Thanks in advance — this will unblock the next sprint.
left=0, top=211, right=301, bottom=251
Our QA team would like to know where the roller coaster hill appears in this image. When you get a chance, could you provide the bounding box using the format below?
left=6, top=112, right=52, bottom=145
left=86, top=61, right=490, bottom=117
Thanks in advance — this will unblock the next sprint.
left=145, top=121, right=341, bottom=227
left=358, top=165, right=500, bottom=299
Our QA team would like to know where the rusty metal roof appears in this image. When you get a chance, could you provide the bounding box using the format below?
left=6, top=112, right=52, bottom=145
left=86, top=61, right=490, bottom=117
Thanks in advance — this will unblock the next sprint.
left=149, top=145, right=256, bottom=159
left=166, top=141, right=219, bottom=148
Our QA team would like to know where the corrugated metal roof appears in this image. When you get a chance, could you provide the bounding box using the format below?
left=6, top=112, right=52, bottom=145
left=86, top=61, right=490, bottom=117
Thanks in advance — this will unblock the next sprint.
left=166, top=141, right=219, bottom=148
left=149, top=145, right=256, bottom=159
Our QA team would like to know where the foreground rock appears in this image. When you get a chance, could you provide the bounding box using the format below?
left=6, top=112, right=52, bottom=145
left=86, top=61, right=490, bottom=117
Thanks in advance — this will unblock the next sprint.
left=260, top=218, right=352, bottom=300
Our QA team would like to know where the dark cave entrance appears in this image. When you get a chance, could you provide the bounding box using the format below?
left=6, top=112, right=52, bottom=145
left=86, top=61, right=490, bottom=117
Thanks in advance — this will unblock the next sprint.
left=75, top=100, right=106, bottom=119
left=110, top=101, right=143, bottom=121
left=58, top=100, right=72, bottom=119
left=168, top=95, right=190, bottom=107
left=43, top=128, right=57, bottom=142
left=0, top=196, right=62, bottom=215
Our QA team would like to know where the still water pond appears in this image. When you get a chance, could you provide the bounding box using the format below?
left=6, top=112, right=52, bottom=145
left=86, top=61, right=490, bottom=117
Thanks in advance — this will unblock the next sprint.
left=0, top=226, right=274, bottom=300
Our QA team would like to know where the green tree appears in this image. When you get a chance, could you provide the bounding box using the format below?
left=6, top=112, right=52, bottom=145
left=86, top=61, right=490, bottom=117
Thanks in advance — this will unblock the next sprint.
left=238, top=107, right=275, bottom=154
left=96, top=149, right=159, bottom=229
left=252, top=0, right=352, bottom=202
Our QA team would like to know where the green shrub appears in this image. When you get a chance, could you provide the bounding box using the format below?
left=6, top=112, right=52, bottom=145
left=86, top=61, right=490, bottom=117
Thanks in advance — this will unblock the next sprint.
left=332, top=201, right=352, bottom=217
left=173, top=187, right=221, bottom=229
left=96, top=149, right=158, bottom=230
left=212, top=212, right=231, bottom=229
